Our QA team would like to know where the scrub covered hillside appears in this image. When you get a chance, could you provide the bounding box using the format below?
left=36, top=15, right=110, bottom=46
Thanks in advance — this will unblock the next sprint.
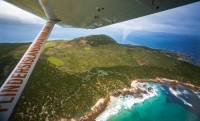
left=0, top=35, right=200, bottom=121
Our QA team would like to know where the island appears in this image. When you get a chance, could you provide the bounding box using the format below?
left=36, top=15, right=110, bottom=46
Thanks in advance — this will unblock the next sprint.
left=0, top=35, right=200, bottom=121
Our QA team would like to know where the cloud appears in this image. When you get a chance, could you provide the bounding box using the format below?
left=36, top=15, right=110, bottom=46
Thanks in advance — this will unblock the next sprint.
left=106, top=1, right=200, bottom=36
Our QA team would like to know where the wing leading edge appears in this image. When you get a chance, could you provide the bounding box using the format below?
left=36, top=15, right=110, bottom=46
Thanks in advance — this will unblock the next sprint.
left=6, top=0, right=200, bottom=28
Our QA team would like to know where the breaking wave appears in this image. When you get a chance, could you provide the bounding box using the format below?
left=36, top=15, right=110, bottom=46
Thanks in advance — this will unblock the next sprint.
left=96, top=82, right=158, bottom=121
left=169, top=87, right=193, bottom=107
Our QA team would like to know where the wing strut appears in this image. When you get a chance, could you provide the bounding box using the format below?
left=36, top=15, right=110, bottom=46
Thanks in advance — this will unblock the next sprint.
left=0, top=20, right=55, bottom=121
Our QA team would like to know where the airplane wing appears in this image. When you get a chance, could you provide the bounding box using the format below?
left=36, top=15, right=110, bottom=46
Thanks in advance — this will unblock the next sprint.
left=6, top=0, right=200, bottom=28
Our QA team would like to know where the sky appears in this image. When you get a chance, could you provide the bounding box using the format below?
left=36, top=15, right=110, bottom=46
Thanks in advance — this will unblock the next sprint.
left=0, top=0, right=200, bottom=42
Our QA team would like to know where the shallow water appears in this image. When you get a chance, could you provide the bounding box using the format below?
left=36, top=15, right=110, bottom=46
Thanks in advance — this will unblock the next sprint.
left=97, top=83, right=200, bottom=121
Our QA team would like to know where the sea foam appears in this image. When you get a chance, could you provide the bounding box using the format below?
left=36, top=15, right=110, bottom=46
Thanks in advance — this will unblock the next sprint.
left=169, top=87, right=193, bottom=107
left=96, top=82, right=158, bottom=121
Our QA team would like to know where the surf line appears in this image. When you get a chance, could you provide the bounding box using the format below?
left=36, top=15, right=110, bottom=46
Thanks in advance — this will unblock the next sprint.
left=0, top=21, right=55, bottom=121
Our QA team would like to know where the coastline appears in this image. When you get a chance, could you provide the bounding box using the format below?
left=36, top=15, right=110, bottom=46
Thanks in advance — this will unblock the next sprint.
left=79, top=80, right=157, bottom=121
left=76, top=78, right=200, bottom=121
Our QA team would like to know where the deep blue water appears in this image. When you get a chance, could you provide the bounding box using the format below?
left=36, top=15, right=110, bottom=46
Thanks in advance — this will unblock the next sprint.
left=120, top=31, right=200, bottom=66
left=0, top=24, right=200, bottom=65
left=107, top=84, right=200, bottom=121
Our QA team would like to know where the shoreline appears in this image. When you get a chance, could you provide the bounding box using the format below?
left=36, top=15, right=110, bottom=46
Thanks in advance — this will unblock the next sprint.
left=61, top=78, right=200, bottom=121
left=80, top=80, right=156, bottom=121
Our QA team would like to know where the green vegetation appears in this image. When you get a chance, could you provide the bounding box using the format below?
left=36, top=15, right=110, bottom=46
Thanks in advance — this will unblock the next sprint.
left=0, top=35, right=200, bottom=121
left=0, top=43, right=29, bottom=85
left=47, top=56, right=64, bottom=66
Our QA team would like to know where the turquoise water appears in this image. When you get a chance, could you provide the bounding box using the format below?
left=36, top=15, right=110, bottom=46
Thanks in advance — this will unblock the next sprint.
left=108, top=85, right=200, bottom=121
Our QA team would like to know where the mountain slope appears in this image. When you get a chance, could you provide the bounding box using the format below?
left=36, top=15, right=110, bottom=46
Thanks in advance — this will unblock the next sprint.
left=0, top=35, right=200, bottom=121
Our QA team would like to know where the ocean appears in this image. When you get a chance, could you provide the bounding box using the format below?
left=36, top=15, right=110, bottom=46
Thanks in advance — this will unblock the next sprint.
left=1, top=24, right=200, bottom=121
left=97, top=83, right=200, bottom=121
left=1, top=24, right=199, bottom=65
left=119, top=31, right=200, bottom=66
